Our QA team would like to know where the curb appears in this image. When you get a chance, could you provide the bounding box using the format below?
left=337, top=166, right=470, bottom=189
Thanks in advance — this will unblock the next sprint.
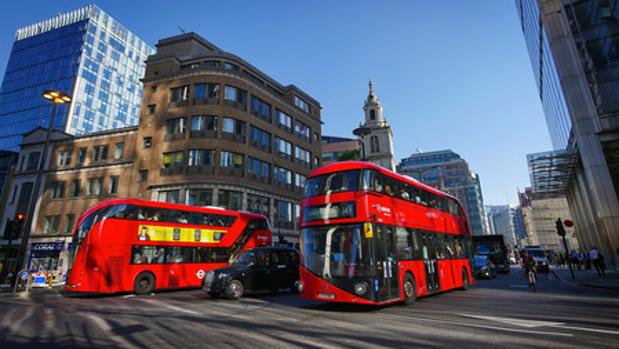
left=551, top=270, right=619, bottom=291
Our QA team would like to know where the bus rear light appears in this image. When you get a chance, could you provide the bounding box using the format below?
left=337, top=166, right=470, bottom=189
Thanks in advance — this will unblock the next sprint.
left=318, top=292, right=335, bottom=300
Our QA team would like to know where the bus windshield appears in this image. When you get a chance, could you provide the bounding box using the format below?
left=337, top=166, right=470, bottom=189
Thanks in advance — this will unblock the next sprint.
left=301, top=224, right=373, bottom=279
left=67, top=207, right=107, bottom=272
left=304, top=170, right=360, bottom=198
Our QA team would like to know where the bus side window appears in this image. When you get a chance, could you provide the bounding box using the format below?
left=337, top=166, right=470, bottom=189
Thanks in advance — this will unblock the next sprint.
left=445, top=235, right=455, bottom=259
left=395, top=227, right=411, bottom=260
left=454, top=237, right=464, bottom=259
left=374, top=172, right=384, bottom=193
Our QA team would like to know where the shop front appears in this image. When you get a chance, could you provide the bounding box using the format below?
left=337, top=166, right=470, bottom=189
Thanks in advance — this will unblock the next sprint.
left=28, top=240, right=70, bottom=286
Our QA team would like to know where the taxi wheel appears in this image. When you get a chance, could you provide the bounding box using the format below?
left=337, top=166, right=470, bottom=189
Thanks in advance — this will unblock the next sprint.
left=134, top=272, right=155, bottom=295
left=225, top=280, right=244, bottom=300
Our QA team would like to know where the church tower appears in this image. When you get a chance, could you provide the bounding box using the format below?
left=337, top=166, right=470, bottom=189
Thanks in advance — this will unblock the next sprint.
left=360, top=80, right=396, bottom=171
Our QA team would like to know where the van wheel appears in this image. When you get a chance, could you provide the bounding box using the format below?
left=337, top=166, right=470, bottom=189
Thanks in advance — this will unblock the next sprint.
left=225, top=280, right=244, bottom=300
left=134, top=272, right=155, bottom=295
left=402, top=274, right=417, bottom=306
left=460, top=269, right=469, bottom=290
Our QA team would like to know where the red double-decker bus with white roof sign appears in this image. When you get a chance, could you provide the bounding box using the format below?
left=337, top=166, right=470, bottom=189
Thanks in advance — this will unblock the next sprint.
left=299, top=161, right=474, bottom=305
left=64, top=198, right=271, bottom=295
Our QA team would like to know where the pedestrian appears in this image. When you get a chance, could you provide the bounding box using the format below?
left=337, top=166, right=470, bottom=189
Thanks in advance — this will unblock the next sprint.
left=584, top=253, right=592, bottom=270
left=598, top=252, right=607, bottom=277
left=589, top=246, right=604, bottom=277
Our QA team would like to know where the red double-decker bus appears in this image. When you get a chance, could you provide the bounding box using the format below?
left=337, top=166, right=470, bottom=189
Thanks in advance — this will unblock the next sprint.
left=63, top=198, right=271, bottom=295
left=299, top=162, right=474, bottom=305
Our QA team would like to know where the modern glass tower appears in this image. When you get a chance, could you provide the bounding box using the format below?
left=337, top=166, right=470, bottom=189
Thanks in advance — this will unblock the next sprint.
left=397, top=150, right=490, bottom=236
left=0, top=4, right=154, bottom=151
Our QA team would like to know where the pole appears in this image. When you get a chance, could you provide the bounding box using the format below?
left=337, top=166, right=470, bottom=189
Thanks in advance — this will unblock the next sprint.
left=12, top=103, right=58, bottom=288
left=562, top=234, right=575, bottom=279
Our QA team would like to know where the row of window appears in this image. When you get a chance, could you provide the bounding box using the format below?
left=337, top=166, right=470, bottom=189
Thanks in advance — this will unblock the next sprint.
left=42, top=214, right=75, bottom=235
left=156, top=188, right=300, bottom=227
left=131, top=245, right=230, bottom=265
left=387, top=224, right=472, bottom=261
left=37, top=143, right=126, bottom=171
left=167, top=83, right=313, bottom=137
left=94, top=204, right=237, bottom=227
left=49, top=176, right=119, bottom=199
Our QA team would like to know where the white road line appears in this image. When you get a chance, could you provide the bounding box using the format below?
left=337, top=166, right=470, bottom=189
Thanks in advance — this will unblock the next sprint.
left=133, top=297, right=201, bottom=316
left=560, top=325, right=619, bottom=335
left=83, top=313, right=138, bottom=349
left=384, top=314, right=572, bottom=338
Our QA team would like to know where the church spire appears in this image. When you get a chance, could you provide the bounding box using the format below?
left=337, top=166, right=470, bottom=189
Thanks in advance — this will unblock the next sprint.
left=367, top=79, right=378, bottom=104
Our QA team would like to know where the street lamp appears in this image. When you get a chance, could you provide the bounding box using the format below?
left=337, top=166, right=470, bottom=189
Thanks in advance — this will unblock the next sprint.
left=12, top=90, right=71, bottom=287
left=352, top=125, right=371, bottom=161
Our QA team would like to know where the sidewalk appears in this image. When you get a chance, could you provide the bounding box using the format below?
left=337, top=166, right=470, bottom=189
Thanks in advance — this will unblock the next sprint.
left=551, top=266, right=619, bottom=291
left=0, top=283, right=63, bottom=298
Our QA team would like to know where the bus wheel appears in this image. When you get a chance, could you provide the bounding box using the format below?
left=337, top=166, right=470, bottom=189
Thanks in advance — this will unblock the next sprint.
left=225, top=280, right=244, bottom=300
left=460, top=269, right=469, bottom=291
left=402, top=274, right=417, bottom=306
left=134, top=272, right=155, bottom=295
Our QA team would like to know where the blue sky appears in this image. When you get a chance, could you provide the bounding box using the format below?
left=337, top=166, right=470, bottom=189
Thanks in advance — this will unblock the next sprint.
left=0, top=1, right=552, bottom=205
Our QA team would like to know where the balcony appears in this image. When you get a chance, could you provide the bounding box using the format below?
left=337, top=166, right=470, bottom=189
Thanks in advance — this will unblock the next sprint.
left=165, top=133, right=186, bottom=141
left=160, top=166, right=184, bottom=176
left=190, top=130, right=217, bottom=139
left=222, top=132, right=245, bottom=143
left=220, top=167, right=244, bottom=177
left=193, top=97, right=219, bottom=105
left=187, top=165, right=215, bottom=175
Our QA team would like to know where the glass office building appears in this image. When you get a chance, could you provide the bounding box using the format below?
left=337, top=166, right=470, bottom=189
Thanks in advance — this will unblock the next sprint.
left=516, top=0, right=572, bottom=150
left=0, top=4, right=154, bottom=151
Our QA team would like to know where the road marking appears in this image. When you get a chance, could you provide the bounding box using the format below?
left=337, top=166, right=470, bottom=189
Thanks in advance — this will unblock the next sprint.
left=459, top=314, right=619, bottom=335
left=133, top=297, right=201, bottom=316
left=83, top=313, right=139, bottom=349
left=385, top=313, right=572, bottom=337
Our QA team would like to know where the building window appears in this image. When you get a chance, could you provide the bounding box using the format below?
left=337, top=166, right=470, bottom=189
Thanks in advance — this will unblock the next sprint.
left=295, top=173, right=306, bottom=190
left=191, top=115, right=217, bottom=132
left=166, top=117, right=186, bottom=138
left=247, top=194, right=270, bottom=217
left=294, top=96, right=310, bottom=113
left=273, top=166, right=292, bottom=186
left=250, top=95, right=272, bottom=121
left=295, top=121, right=311, bottom=142
left=274, top=137, right=292, bottom=159
left=188, top=149, right=215, bottom=167
left=162, top=151, right=184, bottom=170
left=64, top=214, right=76, bottom=235
left=295, top=146, right=311, bottom=167
left=218, top=190, right=242, bottom=210
left=143, top=137, right=152, bottom=148
left=92, top=145, right=109, bottom=162
left=223, top=62, right=240, bottom=71
left=77, top=148, right=87, bottom=165
left=370, top=109, right=376, bottom=120
left=114, top=143, right=124, bottom=160
left=57, top=150, right=72, bottom=167
left=158, top=190, right=180, bottom=203
left=275, top=110, right=292, bottom=131
left=170, top=85, right=189, bottom=104
left=224, top=86, right=247, bottom=109
left=221, top=117, right=245, bottom=142
left=70, top=180, right=80, bottom=197
left=275, top=200, right=293, bottom=228
left=109, top=176, right=119, bottom=194
left=50, top=181, right=65, bottom=199
left=370, top=136, right=380, bottom=153
left=86, top=178, right=103, bottom=196
left=248, top=157, right=270, bottom=181
left=147, top=104, right=156, bottom=115
left=249, top=126, right=271, bottom=151
left=194, top=83, right=219, bottom=103
left=220, top=151, right=244, bottom=170
left=187, top=188, right=213, bottom=206
left=26, top=152, right=41, bottom=171
left=43, top=216, right=60, bottom=235
left=139, top=170, right=148, bottom=182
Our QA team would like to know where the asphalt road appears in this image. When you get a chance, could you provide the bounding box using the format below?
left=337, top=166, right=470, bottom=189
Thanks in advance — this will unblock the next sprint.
left=1, top=268, right=618, bottom=349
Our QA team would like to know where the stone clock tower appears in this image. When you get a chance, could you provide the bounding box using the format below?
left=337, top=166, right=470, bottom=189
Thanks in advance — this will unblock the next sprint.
left=359, top=80, right=396, bottom=171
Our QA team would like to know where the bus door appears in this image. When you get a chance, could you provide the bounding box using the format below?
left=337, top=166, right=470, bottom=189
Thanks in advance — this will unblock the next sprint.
left=421, top=233, right=440, bottom=293
left=375, top=225, right=400, bottom=301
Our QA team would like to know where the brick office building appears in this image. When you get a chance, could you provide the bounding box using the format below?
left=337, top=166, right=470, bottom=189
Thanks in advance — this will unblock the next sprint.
left=0, top=33, right=321, bottom=280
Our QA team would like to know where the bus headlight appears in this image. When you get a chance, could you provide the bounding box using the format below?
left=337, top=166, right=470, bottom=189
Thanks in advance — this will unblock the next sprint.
left=354, top=282, right=368, bottom=296
left=297, top=281, right=304, bottom=292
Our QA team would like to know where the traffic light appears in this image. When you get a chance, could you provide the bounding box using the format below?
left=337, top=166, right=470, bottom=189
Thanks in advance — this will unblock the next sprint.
left=8, top=213, right=26, bottom=239
left=556, top=218, right=566, bottom=237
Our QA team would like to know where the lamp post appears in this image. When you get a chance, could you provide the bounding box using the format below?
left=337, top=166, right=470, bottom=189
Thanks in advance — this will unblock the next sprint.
left=12, top=90, right=71, bottom=287
left=352, top=125, right=371, bottom=161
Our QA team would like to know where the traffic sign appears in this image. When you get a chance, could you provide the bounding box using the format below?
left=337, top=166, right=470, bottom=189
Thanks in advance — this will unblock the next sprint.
left=19, top=271, right=29, bottom=281
left=564, top=219, right=574, bottom=228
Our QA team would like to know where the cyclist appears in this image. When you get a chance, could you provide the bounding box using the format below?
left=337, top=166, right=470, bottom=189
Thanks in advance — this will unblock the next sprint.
left=521, top=251, right=537, bottom=290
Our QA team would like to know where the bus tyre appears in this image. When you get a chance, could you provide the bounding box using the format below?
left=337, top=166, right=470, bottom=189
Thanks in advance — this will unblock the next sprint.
left=460, top=269, right=469, bottom=291
left=134, top=272, right=155, bottom=295
left=225, top=280, right=244, bottom=300
left=402, top=274, right=417, bottom=306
